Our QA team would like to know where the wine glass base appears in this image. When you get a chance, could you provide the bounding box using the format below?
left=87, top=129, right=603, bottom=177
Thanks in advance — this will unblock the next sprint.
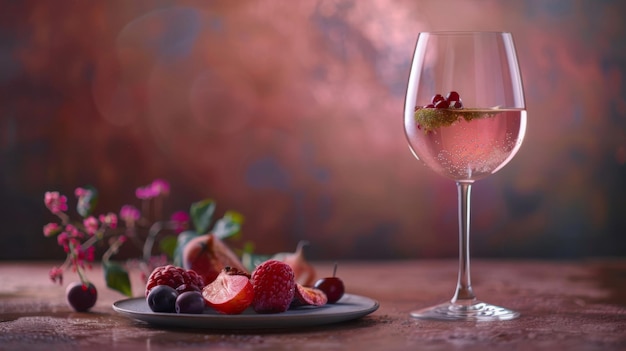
left=410, top=301, right=520, bottom=321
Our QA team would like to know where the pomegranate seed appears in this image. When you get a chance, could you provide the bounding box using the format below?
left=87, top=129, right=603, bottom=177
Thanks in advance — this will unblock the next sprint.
left=446, top=91, right=460, bottom=102
left=434, top=100, right=449, bottom=109
left=431, top=94, right=445, bottom=105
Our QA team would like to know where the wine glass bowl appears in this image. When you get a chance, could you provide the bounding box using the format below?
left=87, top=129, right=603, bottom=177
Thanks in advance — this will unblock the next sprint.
left=403, top=32, right=526, bottom=321
left=405, top=106, right=526, bottom=181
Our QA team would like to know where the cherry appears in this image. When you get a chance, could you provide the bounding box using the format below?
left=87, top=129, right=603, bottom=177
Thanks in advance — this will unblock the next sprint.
left=147, top=285, right=178, bottom=313
left=313, top=263, right=345, bottom=304
left=66, top=282, right=97, bottom=312
left=175, top=291, right=205, bottom=314
left=452, top=100, right=463, bottom=108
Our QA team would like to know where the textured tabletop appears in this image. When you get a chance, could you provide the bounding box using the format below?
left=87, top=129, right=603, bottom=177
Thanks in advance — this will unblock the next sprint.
left=1, top=260, right=625, bottom=350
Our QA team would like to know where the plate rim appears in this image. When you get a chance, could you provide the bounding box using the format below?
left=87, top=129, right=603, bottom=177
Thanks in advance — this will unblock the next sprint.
left=112, top=293, right=379, bottom=329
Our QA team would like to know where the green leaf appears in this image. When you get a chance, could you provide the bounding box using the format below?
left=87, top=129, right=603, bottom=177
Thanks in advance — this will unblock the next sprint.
left=241, top=252, right=272, bottom=272
left=159, top=235, right=178, bottom=259
left=76, top=186, right=98, bottom=217
left=190, top=199, right=215, bottom=234
left=212, top=211, right=245, bottom=240
left=173, top=230, right=200, bottom=267
left=103, top=261, right=132, bottom=297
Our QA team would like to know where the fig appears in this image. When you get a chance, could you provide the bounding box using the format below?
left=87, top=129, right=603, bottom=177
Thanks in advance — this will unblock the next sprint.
left=291, top=283, right=328, bottom=308
left=182, top=233, right=248, bottom=284
left=272, top=240, right=316, bottom=286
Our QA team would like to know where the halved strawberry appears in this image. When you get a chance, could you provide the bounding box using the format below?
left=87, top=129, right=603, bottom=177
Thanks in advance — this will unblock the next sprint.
left=202, top=267, right=254, bottom=315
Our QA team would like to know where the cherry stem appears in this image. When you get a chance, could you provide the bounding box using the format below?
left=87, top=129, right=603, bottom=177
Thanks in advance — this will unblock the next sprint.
left=332, top=262, right=338, bottom=277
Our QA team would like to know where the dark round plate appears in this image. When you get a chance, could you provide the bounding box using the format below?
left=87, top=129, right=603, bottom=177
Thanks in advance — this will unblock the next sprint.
left=113, top=293, right=379, bottom=329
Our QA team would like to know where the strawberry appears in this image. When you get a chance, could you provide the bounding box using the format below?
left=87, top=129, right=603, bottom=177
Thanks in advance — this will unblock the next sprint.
left=202, top=267, right=254, bottom=315
left=250, top=260, right=295, bottom=314
left=145, top=265, right=205, bottom=297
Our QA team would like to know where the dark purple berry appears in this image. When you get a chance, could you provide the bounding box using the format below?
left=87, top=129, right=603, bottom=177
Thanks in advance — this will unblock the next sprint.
left=147, top=285, right=178, bottom=313
left=66, top=282, right=97, bottom=312
left=175, top=291, right=205, bottom=314
left=446, top=91, right=460, bottom=102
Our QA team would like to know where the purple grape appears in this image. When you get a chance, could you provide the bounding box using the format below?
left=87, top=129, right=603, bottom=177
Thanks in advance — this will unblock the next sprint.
left=147, top=285, right=178, bottom=313
left=175, top=291, right=205, bottom=314
left=66, top=282, right=98, bottom=312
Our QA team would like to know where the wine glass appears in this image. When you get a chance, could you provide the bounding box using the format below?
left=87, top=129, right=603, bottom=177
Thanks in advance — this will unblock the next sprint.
left=403, top=32, right=526, bottom=321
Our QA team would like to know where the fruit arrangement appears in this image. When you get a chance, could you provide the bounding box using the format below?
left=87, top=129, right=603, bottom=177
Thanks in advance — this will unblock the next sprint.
left=414, top=91, right=497, bottom=132
left=146, top=249, right=344, bottom=315
left=43, top=179, right=345, bottom=314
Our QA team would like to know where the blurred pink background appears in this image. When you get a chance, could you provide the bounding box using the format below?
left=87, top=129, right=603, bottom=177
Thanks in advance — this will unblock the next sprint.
left=1, top=0, right=625, bottom=260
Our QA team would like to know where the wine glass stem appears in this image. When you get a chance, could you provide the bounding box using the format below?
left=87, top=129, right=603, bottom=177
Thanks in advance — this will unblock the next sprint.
left=451, top=181, right=476, bottom=304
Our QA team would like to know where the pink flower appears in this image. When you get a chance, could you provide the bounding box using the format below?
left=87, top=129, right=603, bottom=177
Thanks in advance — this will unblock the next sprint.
left=76, top=246, right=96, bottom=263
left=83, top=216, right=99, bottom=236
left=74, top=187, right=89, bottom=198
left=135, top=186, right=155, bottom=200
left=99, top=212, right=118, bottom=229
left=65, top=224, right=83, bottom=239
left=120, top=205, right=140, bottom=224
left=135, top=179, right=170, bottom=199
left=57, top=232, right=69, bottom=251
left=150, top=179, right=170, bottom=196
left=170, top=210, right=190, bottom=233
left=49, top=266, right=64, bottom=285
left=85, top=246, right=96, bottom=262
left=44, top=191, right=68, bottom=214
left=43, top=223, right=61, bottom=237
